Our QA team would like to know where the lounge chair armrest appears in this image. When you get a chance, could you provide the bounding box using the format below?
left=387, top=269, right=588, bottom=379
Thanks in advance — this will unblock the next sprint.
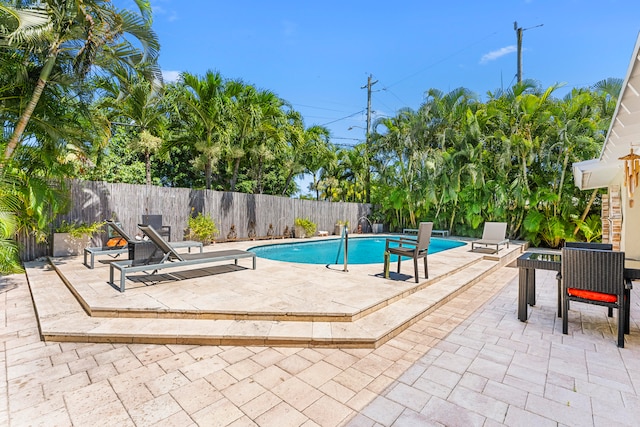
left=159, top=225, right=171, bottom=241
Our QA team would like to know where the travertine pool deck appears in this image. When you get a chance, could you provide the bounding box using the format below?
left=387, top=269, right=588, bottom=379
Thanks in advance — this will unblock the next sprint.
left=2, top=237, right=639, bottom=426
left=27, top=236, right=523, bottom=347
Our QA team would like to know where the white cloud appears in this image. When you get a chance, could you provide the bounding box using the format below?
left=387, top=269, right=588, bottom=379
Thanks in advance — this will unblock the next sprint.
left=162, top=70, right=181, bottom=83
left=149, top=1, right=178, bottom=22
left=167, top=11, right=178, bottom=22
left=281, top=20, right=297, bottom=37
left=480, top=46, right=517, bottom=64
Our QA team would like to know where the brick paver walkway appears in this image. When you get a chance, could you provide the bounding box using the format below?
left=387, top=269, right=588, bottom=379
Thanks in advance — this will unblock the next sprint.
left=2, top=264, right=639, bottom=426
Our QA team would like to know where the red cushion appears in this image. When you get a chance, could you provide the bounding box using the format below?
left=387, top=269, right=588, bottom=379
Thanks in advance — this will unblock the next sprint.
left=567, top=288, right=617, bottom=303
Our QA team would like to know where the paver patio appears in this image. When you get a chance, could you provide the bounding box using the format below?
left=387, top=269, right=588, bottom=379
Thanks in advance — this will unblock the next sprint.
left=1, top=240, right=639, bottom=426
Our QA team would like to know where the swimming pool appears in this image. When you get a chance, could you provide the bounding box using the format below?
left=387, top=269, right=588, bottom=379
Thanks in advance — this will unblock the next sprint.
left=249, top=236, right=466, bottom=265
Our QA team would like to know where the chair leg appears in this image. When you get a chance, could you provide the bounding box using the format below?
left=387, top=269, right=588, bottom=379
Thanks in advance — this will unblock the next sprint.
left=618, top=304, right=625, bottom=348
left=562, top=294, right=569, bottom=335
left=423, top=256, right=428, bottom=279
left=607, top=307, right=613, bottom=318
left=556, top=275, right=562, bottom=318
left=413, top=257, right=419, bottom=283
left=396, top=255, right=402, bottom=274
left=624, top=289, right=631, bottom=334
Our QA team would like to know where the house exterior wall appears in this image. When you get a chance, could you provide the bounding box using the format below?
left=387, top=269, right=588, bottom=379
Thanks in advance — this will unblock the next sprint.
left=605, top=169, right=640, bottom=260
left=619, top=181, right=640, bottom=260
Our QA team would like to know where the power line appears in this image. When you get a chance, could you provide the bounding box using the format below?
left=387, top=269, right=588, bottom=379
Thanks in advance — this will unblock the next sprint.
left=320, top=109, right=366, bottom=127
left=291, top=103, right=353, bottom=113
left=296, top=31, right=501, bottom=128
left=377, top=87, right=409, bottom=113
left=385, top=31, right=500, bottom=90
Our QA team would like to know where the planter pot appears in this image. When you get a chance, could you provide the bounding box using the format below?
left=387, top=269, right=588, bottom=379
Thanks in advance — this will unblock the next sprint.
left=372, top=223, right=384, bottom=234
left=52, top=233, right=92, bottom=257
left=334, top=225, right=343, bottom=236
left=294, top=225, right=307, bottom=238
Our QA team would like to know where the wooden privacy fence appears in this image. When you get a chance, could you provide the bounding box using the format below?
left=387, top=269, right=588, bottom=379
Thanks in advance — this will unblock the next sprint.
left=18, top=180, right=373, bottom=261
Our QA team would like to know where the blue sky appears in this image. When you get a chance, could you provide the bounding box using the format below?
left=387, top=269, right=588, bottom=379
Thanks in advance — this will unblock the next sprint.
left=140, top=0, right=640, bottom=146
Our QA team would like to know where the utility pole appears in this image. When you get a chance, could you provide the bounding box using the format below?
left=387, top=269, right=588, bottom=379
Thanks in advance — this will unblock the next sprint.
left=514, top=21, right=543, bottom=84
left=362, top=74, right=377, bottom=204
left=514, top=22, right=523, bottom=84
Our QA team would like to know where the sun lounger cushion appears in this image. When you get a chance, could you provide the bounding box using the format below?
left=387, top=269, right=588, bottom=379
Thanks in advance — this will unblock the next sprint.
left=106, top=237, right=127, bottom=248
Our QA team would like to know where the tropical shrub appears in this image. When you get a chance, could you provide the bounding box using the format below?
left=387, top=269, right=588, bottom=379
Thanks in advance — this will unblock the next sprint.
left=0, top=210, right=22, bottom=274
left=186, top=213, right=218, bottom=244
left=294, top=217, right=316, bottom=237
left=573, top=214, right=603, bottom=243
left=55, top=220, right=105, bottom=239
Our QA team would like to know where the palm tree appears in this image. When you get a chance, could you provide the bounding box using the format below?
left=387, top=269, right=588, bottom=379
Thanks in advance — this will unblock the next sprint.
left=278, top=114, right=330, bottom=196
left=95, top=71, right=166, bottom=185
left=305, top=136, right=335, bottom=201
left=246, top=91, right=286, bottom=194
left=373, top=108, right=427, bottom=227
left=0, top=0, right=160, bottom=162
left=177, top=70, right=230, bottom=190
left=420, top=87, right=478, bottom=150
left=591, top=77, right=622, bottom=119
left=225, top=80, right=259, bottom=191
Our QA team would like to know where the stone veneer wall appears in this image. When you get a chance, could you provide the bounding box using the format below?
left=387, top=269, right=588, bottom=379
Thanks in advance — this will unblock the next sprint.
left=602, top=185, right=622, bottom=251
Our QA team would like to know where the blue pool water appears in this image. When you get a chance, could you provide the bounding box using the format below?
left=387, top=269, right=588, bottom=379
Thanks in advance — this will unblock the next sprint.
left=249, top=236, right=466, bottom=265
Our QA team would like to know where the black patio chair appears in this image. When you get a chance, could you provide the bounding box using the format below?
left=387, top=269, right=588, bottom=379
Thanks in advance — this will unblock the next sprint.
left=561, top=247, right=632, bottom=348
left=564, top=242, right=613, bottom=250
left=141, top=214, right=171, bottom=241
left=562, top=242, right=614, bottom=316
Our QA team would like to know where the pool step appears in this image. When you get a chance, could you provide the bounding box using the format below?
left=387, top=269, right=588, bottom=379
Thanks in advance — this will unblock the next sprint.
left=26, top=247, right=520, bottom=348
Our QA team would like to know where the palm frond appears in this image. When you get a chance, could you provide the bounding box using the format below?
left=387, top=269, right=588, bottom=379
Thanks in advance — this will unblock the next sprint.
left=0, top=5, right=52, bottom=46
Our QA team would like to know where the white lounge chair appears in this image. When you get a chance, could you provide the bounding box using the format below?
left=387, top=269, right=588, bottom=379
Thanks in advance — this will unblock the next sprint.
left=471, top=222, right=509, bottom=253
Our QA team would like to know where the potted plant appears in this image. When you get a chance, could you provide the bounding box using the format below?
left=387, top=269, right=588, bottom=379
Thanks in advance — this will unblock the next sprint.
left=369, top=210, right=384, bottom=234
left=294, top=217, right=316, bottom=238
left=52, top=220, right=105, bottom=257
left=186, top=212, right=218, bottom=244
left=334, top=220, right=349, bottom=236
